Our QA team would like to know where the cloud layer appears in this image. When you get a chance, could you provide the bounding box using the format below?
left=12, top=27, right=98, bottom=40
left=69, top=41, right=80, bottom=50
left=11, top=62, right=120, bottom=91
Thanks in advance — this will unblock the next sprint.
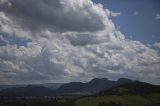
left=0, top=0, right=160, bottom=84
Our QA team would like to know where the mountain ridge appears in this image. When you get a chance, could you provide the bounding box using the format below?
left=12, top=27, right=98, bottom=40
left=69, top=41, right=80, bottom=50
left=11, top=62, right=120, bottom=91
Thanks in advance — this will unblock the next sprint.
left=0, top=78, right=140, bottom=97
left=55, top=78, right=133, bottom=95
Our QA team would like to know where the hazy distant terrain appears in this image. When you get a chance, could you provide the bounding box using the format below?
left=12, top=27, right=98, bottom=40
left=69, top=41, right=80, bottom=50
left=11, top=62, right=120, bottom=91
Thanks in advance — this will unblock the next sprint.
left=0, top=83, right=63, bottom=91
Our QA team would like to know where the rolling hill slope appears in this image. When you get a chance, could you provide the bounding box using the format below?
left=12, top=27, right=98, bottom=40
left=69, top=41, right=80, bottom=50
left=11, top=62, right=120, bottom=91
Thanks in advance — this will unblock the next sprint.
left=76, top=81, right=160, bottom=106
left=98, top=81, right=160, bottom=95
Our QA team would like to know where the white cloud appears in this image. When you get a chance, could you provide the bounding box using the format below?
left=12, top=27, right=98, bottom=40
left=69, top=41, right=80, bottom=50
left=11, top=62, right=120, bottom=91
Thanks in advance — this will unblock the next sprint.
left=155, top=13, right=160, bottom=20
left=154, top=42, right=160, bottom=49
left=133, top=11, right=139, bottom=16
left=110, top=12, right=121, bottom=17
left=0, top=0, right=160, bottom=84
left=0, top=0, right=11, bottom=6
left=0, top=12, right=31, bottom=39
left=0, top=0, right=116, bottom=32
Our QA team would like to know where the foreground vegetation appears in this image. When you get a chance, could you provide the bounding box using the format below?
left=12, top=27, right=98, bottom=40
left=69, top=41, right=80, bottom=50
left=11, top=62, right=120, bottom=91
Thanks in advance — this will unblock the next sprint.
left=0, top=99, right=76, bottom=106
left=76, top=93, right=160, bottom=106
left=1, top=93, right=160, bottom=106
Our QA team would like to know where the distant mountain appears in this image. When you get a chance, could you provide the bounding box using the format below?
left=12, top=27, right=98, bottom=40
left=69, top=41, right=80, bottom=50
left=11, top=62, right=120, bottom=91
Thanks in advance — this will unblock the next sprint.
left=98, top=81, right=160, bottom=95
left=39, top=83, right=64, bottom=90
left=0, top=83, right=63, bottom=91
left=55, top=78, right=133, bottom=95
left=0, top=85, right=54, bottom=97
left=0, top=85, right=26, bottom=91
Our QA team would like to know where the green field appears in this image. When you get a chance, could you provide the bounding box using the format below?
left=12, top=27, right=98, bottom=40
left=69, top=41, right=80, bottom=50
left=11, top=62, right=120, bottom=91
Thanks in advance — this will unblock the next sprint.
left=76, top=93, right=160, bottom=106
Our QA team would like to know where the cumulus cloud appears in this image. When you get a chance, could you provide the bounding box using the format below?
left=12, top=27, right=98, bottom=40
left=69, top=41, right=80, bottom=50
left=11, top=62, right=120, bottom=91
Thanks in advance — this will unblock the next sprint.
left=0, top=0, right=160, bottom=84
left=154, top=42, right=160, bottom=49
left=0, top=0, right=116, bottom=32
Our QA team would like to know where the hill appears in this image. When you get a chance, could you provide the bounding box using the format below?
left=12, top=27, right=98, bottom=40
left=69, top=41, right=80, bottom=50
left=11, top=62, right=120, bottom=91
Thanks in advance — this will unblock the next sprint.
left=98, top=81, right=160, bottom=95
left=76, top=81, right=160, bottom=106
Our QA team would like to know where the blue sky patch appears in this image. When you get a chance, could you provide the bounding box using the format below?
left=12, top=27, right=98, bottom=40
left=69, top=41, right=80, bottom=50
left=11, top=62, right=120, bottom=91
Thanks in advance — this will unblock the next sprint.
left=93, top=0, right=160, bottom=44
left=0, top=32, right=31, bottom=46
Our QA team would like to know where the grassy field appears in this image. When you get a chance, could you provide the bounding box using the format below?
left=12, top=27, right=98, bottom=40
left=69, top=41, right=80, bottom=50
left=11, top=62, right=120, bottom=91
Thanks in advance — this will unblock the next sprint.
left=76, top=93, right=160, bottom=106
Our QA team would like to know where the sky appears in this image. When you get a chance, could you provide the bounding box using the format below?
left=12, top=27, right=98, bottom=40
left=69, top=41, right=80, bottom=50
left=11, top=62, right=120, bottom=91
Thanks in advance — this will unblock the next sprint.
left=0, top=0, right=160, bottom=85
left=93, top=0, right=160, bottom=44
